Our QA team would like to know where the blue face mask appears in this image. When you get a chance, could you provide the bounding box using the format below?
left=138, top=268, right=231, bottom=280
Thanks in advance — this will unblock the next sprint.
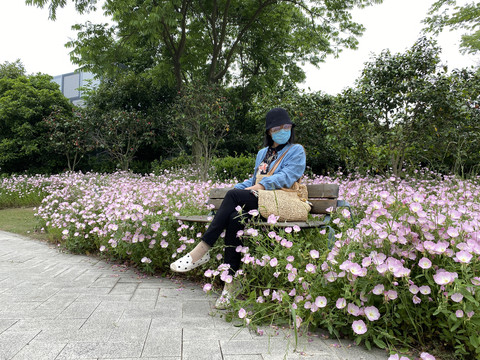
left=271, top=129, right=291, bottom=145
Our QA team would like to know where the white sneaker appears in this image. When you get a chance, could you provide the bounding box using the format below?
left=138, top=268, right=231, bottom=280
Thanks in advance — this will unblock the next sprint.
left=170, top=252, right=210, bottom=273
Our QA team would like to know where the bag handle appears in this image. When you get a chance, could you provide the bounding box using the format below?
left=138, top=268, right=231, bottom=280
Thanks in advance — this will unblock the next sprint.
left=266, top=145, right=292, bottom=176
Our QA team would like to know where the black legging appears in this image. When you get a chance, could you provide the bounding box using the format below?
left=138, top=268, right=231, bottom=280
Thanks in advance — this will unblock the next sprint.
left=202, top=189, right=258, bottom=275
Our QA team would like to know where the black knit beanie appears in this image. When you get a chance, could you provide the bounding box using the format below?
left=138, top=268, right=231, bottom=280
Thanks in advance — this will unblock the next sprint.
left=265, top=108, right=294, bottom=131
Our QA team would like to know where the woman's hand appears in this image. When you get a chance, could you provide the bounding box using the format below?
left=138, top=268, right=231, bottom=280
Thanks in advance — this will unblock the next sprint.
left=245, top=184, right=265, bottom=191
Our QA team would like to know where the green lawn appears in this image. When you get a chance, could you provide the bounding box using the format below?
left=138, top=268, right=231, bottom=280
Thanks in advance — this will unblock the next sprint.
left=0, top=207, right=49, bottom=242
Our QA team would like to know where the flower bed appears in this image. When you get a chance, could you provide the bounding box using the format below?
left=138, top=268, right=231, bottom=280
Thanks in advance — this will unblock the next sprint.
left=1, top=169, right=479, bottom=359
left=199, top=172, right=480, bottom=360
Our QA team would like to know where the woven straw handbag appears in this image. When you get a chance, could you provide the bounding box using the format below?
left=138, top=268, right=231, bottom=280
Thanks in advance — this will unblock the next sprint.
left=255, top=146, right=311, bottom=222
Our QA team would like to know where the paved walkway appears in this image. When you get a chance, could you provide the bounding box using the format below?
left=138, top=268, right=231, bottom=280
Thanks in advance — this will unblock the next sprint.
left=0, top=231, right=389, bottom=360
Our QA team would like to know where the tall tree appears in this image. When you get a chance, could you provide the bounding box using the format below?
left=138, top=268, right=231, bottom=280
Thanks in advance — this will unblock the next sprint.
left=423, top=0, right=480, bottom=55
left=28, top=0, right=384, bottom=89
left=0, top=61, right=71, bottom=173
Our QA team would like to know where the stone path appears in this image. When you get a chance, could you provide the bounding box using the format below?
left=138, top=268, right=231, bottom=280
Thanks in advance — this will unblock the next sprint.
left=0, top=230, right=389, bottom=360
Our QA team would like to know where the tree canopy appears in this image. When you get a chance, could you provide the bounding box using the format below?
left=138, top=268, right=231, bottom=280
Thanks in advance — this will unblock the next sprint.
left=28, top=0, right=384, bottom=89
left=0, top=61, right=71, bottom=173
left=423, top=0, right=480, bottom=55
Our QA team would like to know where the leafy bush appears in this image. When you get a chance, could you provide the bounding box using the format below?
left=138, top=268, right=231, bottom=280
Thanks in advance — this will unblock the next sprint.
left=211, top=154, right=256, bottom=182
left=151, top=154, right=193, bottom=174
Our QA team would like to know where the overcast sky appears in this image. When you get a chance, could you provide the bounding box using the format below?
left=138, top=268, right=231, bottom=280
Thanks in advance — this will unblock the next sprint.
left=0, top=0, right=477, bottom=95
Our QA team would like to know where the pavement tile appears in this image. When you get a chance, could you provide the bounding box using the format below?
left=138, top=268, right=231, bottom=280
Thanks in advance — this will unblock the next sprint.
left=121, top=307, right=182, bottom=321
left=220, top=338, right=300, bottom=356
left=0, top=320, right=17, bottom=334
left=11, top=340, right=66, bottom=360
left=89, top=276, right=120, bottom=288
left=142, top=328, right=182, bottom=358
left=108, top=318, right=151, bottom=342
left=0, top=231, right=388, bottom=360
left=0, top=330, right=40, bottom=360
left=35, top=327, right=112, bottom=343
left=130, top=287, right=159, bottom=302
left=55, top=341, right=144, bottom=359
left=8, top=318, right=85, bottom=331
left=182, top=339, right=223, bottom=360
left=108, top=282, right=139, bottom=295
left=56, top=300, right=101, bottom=319
left=183, top=327, right=253, bottom=341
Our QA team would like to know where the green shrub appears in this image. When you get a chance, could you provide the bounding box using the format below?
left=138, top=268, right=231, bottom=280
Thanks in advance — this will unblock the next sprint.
left=211, top=154, right=255, bottom=182
left=151, top=154, right=193, bottom=175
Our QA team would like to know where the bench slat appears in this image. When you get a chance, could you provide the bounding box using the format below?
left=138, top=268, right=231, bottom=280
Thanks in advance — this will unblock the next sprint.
left=176, top=215, right=213, bottom=223
left=306, top=184, right=339, bottom=198
left=209, top=184, right=339, bottom=199
left=207, top=198, right=337, bottom=214
left=310, top=199, right=337, bottom=213
left=176, top=215, right=327, bottom=229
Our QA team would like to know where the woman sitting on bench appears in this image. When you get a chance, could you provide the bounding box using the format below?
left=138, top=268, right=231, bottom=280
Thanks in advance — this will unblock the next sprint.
left=170, top=107, right=306, bottom=309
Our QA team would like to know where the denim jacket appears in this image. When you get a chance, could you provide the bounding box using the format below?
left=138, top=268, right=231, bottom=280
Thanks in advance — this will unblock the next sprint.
left=234, top=143, right=306, bottom=190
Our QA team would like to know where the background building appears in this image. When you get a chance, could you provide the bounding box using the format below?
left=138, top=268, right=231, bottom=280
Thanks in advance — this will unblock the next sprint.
left=52, top=71, right=99, bottom=106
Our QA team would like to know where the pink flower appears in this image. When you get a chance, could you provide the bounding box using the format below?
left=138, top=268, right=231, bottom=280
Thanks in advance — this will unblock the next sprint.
left=362, top=257, right=372, bottom=267
left=388, top=355, right=410, bottom=360
left=269, top=258, right=278, bottom=267
left=433, top=270, right=457, bottom=285
left=372, top=284, right=385, bottom=295
left=409, top=285, right=419, bottom=294
left=293, top=225, right=301, bottom=232
left=418, top=257, right=432, bottom=269
left=456, top=310, right=464, bottom=318
left=385, top=290, right=398, bottom=300
left=447, top=227, right=460, bottom=238
left=409, top=202, right=422, bottom=213
left=285, top=227, right=293, bottom=233
left=455, top=250, right=473, bottom=263
left=347, top=303, right=360, bottom=316
left=267, top=214, right=278, bottom=224
left=202, top=283, right=212, bottom=292
left=336, top=298, right=346, bottom=309
left=412, top=295, right=421, bottom=304
left=141, top=257, right=152, bottom=264
left=286, top=255, right=295, bottom=262
left=296, top=315, right=303, bottom=328
left=238, top=308, right=247, bottom=319
left=451, top=293, right=463, bottom=302
left=267, top=231, right=276, bottom=238
left=248, top=209, right=259, bottom=216
left=310, top=249, right=320, bottom=259
left=364, top=306, right=380, bottom=321
left=471, top=277, right=480, bottom=286
left=352, top=320, right=367, bottom=335
left=325, top=271, right=338, bottom=282
left=419, top=285, right=431, bottom=295
left=315, top=296, right=327, bottom=308
left=420, top=352, right=436, bottom=360
left=305, top=263, right=316, bottom=273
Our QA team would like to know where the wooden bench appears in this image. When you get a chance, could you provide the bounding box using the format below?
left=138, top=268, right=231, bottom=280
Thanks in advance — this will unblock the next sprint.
left=176, top=184, right=355, bottom=242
